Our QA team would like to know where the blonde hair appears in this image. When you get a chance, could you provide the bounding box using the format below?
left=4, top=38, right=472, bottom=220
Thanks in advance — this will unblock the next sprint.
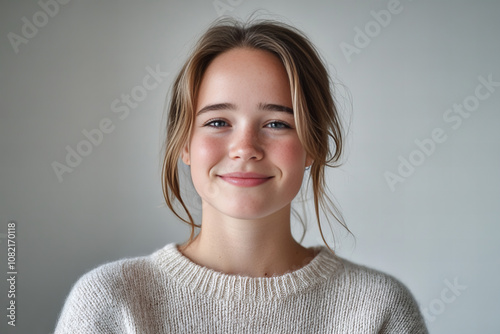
left=162, top=17, right=349, bottom=252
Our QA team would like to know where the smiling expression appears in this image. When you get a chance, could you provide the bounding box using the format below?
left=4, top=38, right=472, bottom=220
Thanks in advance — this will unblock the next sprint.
left=182, top=47, right=312, bottom=220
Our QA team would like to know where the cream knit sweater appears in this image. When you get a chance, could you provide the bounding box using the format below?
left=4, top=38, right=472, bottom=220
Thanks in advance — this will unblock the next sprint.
left=54, top=243, right=428, bottom=333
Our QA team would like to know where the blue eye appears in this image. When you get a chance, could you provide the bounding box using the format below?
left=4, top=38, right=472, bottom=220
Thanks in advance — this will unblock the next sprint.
left=205, top=119, right=228, bottom=127
left=266, top=121, right=291, bottom=129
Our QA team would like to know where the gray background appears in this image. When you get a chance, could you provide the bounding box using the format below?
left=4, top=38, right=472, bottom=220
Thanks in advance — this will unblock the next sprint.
left=1, top=0, right=499, bottom=333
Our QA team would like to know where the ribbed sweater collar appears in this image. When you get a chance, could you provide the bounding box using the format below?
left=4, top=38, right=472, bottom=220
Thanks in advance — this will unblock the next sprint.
left=154, top=243, right=343, bottom=302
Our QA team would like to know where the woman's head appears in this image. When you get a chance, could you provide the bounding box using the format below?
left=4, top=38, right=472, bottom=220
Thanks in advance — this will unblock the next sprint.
left=182, top=47, right=312, bottom=223
left=162, top=17, right=345, bottom=247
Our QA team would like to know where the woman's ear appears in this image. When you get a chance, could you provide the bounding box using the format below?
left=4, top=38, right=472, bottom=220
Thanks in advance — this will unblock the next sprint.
left=305, top=156, right=313, bottom=168
left=181, top=142, right=190, bottom=165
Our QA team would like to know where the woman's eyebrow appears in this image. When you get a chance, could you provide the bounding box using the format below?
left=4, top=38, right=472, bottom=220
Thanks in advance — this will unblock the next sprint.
left=197, top=102, right=293, bottom=115
left=258, top=102, right=294, bottom=114
left=197, top=103, right=236, bottom=115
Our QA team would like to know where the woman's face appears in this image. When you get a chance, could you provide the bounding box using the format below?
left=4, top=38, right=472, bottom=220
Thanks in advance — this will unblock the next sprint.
left=183, top=47, right=312, bottom=220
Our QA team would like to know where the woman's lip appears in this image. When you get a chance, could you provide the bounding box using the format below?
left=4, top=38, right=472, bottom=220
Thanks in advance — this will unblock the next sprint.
left=218, top=172, right=273, bottom=187
left=219, top=172, right=270, bottom=178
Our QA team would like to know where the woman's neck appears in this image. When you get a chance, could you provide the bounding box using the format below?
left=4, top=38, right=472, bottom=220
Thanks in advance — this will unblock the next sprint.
left=178, top=206, right=316, bottom=277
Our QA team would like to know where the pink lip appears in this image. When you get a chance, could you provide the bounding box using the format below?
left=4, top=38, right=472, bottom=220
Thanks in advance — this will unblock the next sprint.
left=218, top=172, right=273, bottom=187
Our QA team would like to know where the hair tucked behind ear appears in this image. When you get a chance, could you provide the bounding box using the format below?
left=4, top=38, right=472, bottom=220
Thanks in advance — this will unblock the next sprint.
left=161, top=17, right=350, bottom=252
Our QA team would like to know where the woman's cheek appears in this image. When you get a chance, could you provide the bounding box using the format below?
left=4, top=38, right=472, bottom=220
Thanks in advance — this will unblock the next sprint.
left=191, top=135, right=223, bottom=164
left=274, top=139, right=307, bottom=167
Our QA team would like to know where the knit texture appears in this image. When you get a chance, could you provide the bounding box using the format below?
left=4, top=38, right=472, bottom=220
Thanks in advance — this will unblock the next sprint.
left=54, top=243, right=428, bottom=333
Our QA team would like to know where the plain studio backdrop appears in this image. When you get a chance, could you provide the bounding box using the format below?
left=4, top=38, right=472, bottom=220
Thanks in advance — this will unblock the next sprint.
left=1, top=0, right=499, bottom=333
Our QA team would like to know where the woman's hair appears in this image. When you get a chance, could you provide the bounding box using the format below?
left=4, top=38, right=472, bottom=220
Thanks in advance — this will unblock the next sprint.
left=161, top=17, right=349, bottom=251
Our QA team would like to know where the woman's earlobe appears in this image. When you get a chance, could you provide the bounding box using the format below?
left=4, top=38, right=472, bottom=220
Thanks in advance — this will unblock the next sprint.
left=181, top=144, right=190, bottom=165
left=305, top=157, right=314, bottom=169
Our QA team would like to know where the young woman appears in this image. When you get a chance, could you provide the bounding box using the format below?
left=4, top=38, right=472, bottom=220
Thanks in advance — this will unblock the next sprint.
left=55, top=18, right=428, bottom=333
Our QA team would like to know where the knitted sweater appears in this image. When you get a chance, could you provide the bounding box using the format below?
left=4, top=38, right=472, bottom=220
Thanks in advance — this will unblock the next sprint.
left=54, top=243, right=428, bottom=333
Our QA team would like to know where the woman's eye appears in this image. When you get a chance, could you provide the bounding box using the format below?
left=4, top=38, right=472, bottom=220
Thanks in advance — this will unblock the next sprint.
left=265, top=121, right=291, bottom=129
left=205, top=119, right=228, bottom=127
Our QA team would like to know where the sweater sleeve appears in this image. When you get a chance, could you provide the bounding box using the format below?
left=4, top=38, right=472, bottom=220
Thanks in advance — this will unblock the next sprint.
left=54, top=262, right=132, bottom=334
left=378, top=275, right=428, bottom=334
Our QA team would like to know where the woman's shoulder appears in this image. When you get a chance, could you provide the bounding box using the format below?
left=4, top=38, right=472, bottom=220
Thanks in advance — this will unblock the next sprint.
left=71, top=243, right=176, bottom=291
left=54, top=244, right=175, bottom=333
left=327, top=255, right=417, bottom=301
left=337, top=257, right=412, bottom=290
left=316, top=253, right=428, bottom=332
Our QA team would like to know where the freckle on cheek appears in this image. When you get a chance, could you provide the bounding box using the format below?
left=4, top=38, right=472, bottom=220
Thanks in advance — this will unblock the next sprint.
left=279, top=144, right=303, bottom=160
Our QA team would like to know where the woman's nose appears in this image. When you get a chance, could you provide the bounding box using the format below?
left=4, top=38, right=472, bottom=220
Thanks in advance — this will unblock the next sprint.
left=228, top=127, right=264, bottom=161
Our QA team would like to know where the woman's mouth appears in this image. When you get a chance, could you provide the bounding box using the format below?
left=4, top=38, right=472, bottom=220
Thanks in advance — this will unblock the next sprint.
left=218, top=172, right=273, bottom=187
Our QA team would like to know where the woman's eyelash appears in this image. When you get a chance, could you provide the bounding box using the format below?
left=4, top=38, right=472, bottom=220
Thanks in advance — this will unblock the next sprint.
left=204, top=119, right=228, bottom=127
left=202, top=119, right=292, bottom=129
left=265, top=121, right=292, bottom=129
